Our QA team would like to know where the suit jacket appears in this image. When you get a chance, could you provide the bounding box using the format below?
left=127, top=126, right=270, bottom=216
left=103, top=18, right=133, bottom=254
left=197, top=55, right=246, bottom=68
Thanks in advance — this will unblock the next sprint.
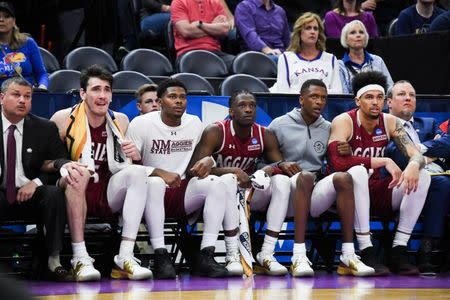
left=422, top=134, right=450, bottom=168
left=0, top=112, right=69, bottom=186
left=385, top=116, right=445, bottom=170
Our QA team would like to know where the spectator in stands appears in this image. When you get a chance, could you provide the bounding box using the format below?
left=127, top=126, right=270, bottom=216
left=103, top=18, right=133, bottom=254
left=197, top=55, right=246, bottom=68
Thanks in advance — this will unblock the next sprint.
left=51, top=65, right=163, bottom=281
left=126, top=79, right=234, bottom=278
left=328, top=71, right=430, bottom=275
left=269, top=80, right=374, bottom=277
left=140, top=0, right=172, bottom=39
left=339, top=20, right=393, bottom=94
left=386, top=80, right=450, bottom=275
left=235, top=0, right=290, bottom=63
left=360, top=0, right=412, bottom=36
left=275, top=0, right=331, bottom=25
left=430, top=10, right=450, bottom=32
left=0, top=77, right=71, bottom=281
left=396, top=0, right=446, bottom=35
left=271, top=12, right=342, bottom=94
left=0, top=2, right=48, bottom=89
left=171, top=0, right=235, bottom=70
left=135, top=83, right=161, bottom=114
left=324, top=0, right=378, bottom=39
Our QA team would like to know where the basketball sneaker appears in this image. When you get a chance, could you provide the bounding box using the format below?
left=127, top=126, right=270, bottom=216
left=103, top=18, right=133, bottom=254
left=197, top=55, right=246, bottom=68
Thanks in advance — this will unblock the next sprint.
left=360, top=246, right=390, bottom=276
left=191, top=246, right=228, bottom=278
left=71, top=256, right=101, bottom=281
left=111, top=255, right=152, bottom=280
left=225, top=253, right=244, bottom=276
left=337, top=253, right=375, bottom=276
left=255, top=252, right=288, bottom=276
left=153, top=248, right=177, bottom=279
left=290, top=254, right=314, bottom=277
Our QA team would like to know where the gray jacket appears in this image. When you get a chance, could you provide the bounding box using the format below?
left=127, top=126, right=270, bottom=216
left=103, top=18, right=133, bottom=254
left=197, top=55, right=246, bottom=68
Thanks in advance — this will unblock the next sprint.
left=269, top=108, right=330, bottom=172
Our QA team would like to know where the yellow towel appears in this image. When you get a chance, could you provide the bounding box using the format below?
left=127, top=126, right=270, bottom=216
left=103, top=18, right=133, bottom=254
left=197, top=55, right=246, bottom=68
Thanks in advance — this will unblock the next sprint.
left=66, top=101, right=124, bottom=161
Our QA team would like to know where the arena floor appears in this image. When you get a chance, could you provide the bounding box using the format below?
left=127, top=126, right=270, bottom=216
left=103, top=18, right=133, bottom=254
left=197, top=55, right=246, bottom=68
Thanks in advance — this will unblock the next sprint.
left=32, top=273, right=450, bottom=300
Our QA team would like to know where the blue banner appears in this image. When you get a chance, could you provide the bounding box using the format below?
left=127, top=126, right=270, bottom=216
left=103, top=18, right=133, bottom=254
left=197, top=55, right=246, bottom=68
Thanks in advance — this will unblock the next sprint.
left=32, top=92, right=450, bottom=126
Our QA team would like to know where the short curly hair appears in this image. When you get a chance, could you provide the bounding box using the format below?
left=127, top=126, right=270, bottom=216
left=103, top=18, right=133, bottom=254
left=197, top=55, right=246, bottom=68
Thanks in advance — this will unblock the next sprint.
left=352, top=71, right=387, bottom=97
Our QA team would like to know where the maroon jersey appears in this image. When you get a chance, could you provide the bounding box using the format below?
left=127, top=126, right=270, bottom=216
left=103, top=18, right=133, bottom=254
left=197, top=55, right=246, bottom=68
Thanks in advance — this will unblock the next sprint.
left=347, top=108, right=390, bottom=179
left=214, top=119, right=265, bottom=175
left=86, top=121, right=113, bottom=218
left=347, top=108, right=393, bottom=216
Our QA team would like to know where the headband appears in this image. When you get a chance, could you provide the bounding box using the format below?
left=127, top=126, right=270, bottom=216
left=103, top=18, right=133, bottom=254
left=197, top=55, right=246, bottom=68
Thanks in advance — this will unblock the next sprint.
left=356, top=84, right=385, bottom=98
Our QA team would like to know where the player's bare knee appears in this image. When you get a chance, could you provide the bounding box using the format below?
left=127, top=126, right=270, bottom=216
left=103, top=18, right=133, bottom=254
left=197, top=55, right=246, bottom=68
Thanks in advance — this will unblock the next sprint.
left=332, top=172, right=353, bottom=192
left=296, top=171, right=315, bottom=190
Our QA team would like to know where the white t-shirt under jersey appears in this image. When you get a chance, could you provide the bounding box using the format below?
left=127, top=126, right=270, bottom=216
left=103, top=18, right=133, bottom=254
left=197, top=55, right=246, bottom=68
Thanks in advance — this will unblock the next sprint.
left=126, top=111, right=203, bottom=178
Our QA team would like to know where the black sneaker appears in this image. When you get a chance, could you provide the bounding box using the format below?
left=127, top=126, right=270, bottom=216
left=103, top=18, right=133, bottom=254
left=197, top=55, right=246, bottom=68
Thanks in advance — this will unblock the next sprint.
left=389, top=246, right=419, bottom=275
left=191, top=246, right=228, bottom=278
left=153, top=248, right=176, bottom=279
left=417, top=239, right=438, bottom=276
left=360, top=247, right=390, bottom=276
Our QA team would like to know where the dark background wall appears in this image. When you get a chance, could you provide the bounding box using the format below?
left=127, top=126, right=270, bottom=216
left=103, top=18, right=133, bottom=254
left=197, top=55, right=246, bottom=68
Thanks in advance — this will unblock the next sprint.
left=327, top=30, right=450, bottom=95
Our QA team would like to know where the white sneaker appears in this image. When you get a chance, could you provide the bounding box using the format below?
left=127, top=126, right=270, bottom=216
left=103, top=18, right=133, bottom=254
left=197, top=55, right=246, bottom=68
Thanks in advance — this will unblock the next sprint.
left=337, top=253, right=375, bottom=277
left=225, top=253, right=244, bottom=276
left=290, top=255, right=314, bottom=277
left=254, top=252, right=288, bottom=276
left=71, top=256, right=101, bottom=281
left=111, top=255, right=153, bottom=280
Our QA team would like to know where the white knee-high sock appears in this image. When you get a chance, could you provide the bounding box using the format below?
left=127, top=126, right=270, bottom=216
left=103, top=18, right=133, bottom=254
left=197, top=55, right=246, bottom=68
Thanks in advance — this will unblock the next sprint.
left=119, top=240, right=135, bottom=258
left=347, top=166, right=371, bottom=235
left=266, top=175, right=290, bottom=233
left=394, top=169, right=431, bottom=247
left=201, top=177, right=227, bottom=249
left=221, top=174, right=240, bottom=231
left=143, top=177, right=167, bottom=250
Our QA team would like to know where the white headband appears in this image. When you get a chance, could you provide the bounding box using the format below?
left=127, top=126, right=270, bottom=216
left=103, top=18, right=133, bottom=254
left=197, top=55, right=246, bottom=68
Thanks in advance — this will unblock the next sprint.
left=356, top=84, right=385, bottom=98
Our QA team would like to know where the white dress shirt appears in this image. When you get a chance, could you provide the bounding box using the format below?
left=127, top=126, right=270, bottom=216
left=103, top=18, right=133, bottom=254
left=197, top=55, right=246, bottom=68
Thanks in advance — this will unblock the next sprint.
left=2, top=112, right=42, bottom=188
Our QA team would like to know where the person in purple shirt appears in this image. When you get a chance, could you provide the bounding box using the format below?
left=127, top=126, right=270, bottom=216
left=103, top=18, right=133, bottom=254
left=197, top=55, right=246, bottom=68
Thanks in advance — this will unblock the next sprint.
left=396, top=0, right=446, bottom=35
left=0, top=2, right=48, bottom=89
left=235, top=0, right=290, bottom=62
left=324, top=0, right=378, bottom=39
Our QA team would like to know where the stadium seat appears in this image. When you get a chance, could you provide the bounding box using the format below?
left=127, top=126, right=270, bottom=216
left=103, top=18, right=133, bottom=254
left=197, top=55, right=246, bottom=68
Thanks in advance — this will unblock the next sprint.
left=232, top=51, right=277, bottom=78
left=39, top=47, right=60, bottom=74
left=219, top=74, right=269, bottom=96
left=48, top=70, right=81, bottom=93
left=112, top=71, right=153, bottom=91
left=63, top=46, right=118, bottom=73
left=165, top=20, right=176, bottom=64
left=121, top=49, right=173, bottom=78
left=388, top=18, right=398, bottom=37
left=171, top=73, right=215, bottom=95
left=177, top=50, right=228, bottom=77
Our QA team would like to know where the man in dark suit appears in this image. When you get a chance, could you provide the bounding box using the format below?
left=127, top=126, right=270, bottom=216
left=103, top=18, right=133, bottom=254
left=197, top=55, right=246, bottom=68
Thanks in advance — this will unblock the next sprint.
left=0, top=77, right=71, bottom=281
left=386, top=80, right=450, bottom=275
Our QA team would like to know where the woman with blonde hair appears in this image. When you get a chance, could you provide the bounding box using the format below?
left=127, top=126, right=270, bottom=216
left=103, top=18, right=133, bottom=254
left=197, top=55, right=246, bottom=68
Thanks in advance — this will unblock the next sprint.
left=271, top=12, right=342, bottom=94
left=338, top=20, right=393, bottom=94
left=0, top=2, right=48, bottom=89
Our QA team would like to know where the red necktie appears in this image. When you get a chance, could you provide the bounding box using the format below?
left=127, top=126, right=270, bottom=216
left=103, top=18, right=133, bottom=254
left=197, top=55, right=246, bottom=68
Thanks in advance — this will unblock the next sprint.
left=6, top=124, right=16, bottom=204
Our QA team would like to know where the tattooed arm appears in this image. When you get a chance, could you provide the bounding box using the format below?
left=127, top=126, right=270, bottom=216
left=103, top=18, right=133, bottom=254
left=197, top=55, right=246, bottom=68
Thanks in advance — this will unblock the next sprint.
left=388, top=115, right=426, bottom=194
